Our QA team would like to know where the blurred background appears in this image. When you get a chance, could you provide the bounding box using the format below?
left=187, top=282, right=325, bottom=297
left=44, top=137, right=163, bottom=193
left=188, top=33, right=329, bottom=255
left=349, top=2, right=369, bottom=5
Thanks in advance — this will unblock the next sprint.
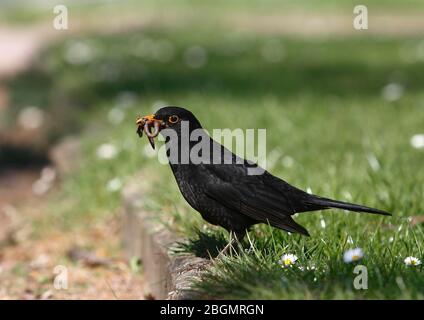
left=0, top=0, right=423, bottom=299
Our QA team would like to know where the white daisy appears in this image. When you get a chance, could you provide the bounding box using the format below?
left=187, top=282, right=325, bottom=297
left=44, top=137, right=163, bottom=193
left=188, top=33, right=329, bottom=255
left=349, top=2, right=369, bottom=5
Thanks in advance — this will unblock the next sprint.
left=17, top=106, right=44, bottom=130
left=278, top=254, right=298, bottom=267
left=404, top=256, right=421, bottom=266
left=381, top=83, right=404, bottom=102
left=107, top=107, right=125, bottom=125
left=96, top=143, right=118, bottom=160
left=410, top=134, right=424, bottom=149
left=65, top=40, right=96, bottom=65
left=343, top=248, right=364, bottom=263
left=106, top=177, right=123, bottom=192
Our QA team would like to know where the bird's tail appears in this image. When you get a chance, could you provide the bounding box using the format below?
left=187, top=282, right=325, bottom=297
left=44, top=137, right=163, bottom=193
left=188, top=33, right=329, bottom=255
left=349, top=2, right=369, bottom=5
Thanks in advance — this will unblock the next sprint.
left=308, top=196, right=391, bottom=216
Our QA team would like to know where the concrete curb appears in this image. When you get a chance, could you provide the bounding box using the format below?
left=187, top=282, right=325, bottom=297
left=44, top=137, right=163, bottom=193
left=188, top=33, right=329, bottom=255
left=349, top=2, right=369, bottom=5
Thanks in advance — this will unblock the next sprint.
left=122, top=176, right=211, bottom=300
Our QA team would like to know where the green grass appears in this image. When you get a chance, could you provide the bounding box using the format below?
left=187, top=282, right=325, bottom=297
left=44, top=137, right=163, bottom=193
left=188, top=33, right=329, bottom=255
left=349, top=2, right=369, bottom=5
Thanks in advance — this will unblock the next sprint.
left=6, top=16, right=424, bottom=298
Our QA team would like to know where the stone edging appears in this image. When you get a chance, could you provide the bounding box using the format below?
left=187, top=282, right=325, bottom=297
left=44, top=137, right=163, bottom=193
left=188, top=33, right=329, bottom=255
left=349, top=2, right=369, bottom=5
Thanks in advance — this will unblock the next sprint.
left=122, top=176, right=211, bottom=300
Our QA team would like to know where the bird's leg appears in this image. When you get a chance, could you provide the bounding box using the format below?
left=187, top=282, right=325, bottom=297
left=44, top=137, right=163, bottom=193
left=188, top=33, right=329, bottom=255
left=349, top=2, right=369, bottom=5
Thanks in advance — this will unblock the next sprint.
left=234, top=231, right=245, bottom=246
left=217, top=232, right=234, bottom=258
left=217, top=231, right=246, bottom=258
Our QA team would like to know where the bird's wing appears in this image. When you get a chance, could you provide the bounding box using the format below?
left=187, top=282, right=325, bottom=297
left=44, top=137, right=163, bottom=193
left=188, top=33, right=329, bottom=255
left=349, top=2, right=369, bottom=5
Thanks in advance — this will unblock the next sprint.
left=203, top=167, right=310, bottom=235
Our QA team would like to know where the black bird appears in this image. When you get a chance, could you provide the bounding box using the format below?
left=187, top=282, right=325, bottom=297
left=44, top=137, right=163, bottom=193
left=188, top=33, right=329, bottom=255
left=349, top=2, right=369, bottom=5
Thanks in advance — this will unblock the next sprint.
left=136, top=106, right=390, bottom=254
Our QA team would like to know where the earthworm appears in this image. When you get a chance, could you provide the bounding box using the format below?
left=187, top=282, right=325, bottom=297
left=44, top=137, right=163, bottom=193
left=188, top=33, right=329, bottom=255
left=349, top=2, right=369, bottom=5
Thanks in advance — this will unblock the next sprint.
left=144, top=121, right=160, bottom=138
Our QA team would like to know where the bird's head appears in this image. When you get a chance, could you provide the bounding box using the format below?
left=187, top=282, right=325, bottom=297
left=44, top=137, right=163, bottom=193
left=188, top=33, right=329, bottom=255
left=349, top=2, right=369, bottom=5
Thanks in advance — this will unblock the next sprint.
left=136, top=106, right=201, bottom=149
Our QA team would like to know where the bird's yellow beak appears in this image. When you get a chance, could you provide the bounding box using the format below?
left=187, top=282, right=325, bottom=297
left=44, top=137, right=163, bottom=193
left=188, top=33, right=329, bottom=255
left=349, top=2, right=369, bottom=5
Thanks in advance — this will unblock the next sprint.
left=136, top=114, right=155, bottom=125
left=136, top=114, right=165, bottom=150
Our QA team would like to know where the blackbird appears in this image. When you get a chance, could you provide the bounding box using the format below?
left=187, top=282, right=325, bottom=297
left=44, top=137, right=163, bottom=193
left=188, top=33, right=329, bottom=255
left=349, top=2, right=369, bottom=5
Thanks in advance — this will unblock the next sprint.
left=136, top=106, right=390, bottom=253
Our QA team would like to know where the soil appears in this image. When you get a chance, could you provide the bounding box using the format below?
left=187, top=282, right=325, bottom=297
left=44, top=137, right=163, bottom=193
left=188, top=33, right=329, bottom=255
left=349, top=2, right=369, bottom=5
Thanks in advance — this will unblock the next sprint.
left=0, top=165, right=147, bottom=299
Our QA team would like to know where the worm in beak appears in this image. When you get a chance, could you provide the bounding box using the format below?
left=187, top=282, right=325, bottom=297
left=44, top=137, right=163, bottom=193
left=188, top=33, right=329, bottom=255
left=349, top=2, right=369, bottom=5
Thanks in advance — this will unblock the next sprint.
left=136, top=115, right=164, bottom=149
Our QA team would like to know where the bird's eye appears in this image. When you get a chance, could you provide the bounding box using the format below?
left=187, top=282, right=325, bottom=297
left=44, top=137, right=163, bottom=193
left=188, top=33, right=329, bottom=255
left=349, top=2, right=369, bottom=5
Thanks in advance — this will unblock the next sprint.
left=168, top=115, right=179, bottom=124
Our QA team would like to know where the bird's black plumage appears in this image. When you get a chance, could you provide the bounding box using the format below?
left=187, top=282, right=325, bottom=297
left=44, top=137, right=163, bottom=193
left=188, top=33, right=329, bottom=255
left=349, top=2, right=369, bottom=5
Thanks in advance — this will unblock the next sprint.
left=138, top=106, right=390, bottom=237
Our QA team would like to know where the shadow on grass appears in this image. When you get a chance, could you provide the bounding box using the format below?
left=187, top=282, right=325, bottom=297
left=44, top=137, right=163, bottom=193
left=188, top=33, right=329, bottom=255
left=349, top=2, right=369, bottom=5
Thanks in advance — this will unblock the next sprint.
left=173, top=230, right=229, bottom=259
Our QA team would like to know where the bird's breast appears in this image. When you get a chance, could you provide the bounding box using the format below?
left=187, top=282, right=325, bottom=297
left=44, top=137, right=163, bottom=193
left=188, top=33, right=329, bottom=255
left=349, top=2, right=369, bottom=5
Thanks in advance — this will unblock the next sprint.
left=170, top=164, right=203, bottom=208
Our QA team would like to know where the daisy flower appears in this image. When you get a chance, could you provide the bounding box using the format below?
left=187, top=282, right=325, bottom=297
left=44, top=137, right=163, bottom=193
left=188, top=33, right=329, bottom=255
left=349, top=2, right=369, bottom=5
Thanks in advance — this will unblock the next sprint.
left=106, top=177, right=123, bottom=192
left=278, top=254, right=298, bottom=267
left=96, top=143, right=118, bottom=160
left=18, top=106, right=44, bottom=130
left=381, top=82, right=404, bottom=102
left=343, top=248, right=364, bottom=263
left=410, top=134, right=424, bottom=149
left=404, top=256, right=421, bottom=267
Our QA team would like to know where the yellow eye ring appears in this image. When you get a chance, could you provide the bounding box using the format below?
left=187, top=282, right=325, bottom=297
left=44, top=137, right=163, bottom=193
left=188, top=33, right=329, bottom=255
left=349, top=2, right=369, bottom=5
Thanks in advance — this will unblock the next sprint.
left=169, top=115, right=179, bottom=124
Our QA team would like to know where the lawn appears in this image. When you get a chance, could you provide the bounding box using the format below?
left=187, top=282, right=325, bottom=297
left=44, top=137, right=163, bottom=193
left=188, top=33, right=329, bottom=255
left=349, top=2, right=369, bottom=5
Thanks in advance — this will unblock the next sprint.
left=5, top=3, right=424, bottom=299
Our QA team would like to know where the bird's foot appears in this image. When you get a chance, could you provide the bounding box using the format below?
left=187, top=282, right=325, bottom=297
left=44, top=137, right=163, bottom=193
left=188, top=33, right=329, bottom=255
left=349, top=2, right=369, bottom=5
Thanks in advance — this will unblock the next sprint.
left=216, top=231, right=245, bottom=259
left=216, top=242, right=236, bottom=259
